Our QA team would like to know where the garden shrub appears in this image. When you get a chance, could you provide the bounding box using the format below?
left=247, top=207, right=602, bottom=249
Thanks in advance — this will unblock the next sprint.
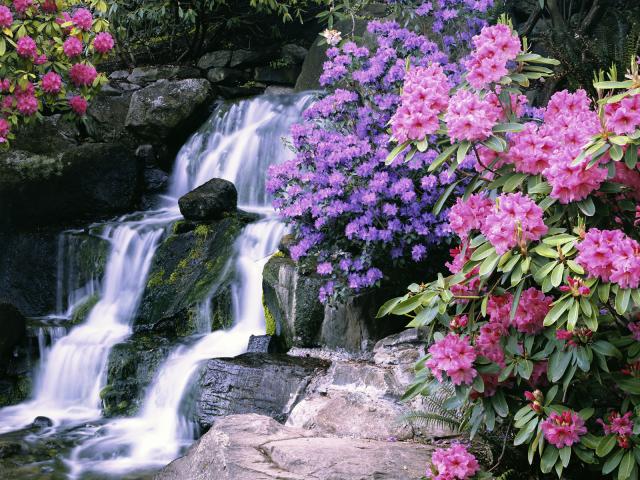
left=268, top=0, right=496, bottom=301
left=378, top=16, right=640, bottom=480
left=0, top=0, right=112, bottom=145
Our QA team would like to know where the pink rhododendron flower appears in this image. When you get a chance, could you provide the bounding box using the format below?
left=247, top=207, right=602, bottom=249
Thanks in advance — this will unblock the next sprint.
left=72, top=8, right=93, bottom=30
left=606, top=94, right=640, bottom=135
left=63, top=37, right=83, bottom=58
left=41, top=71, right=62, bottom=94
left=13, top=0, right=33, bottom=14
left=628, top=322, right=640, bottom=341
left=0, top=118, right=9, bottom=143
left=466, top=24, right=521, bottom=89
left=16, top=94, right=37, bottom=115
left=448, top=193, right=493, bottom=239
left=391, top=64, right=450, bottom=143
left=93, top=32, right=115, bottom=54
left=41, top=0, right=57, bottom=13
left=56, top=11, right=72, bottom=33
left=512, top=288, right=552, bottom=334
left=481, top=192, right=547, bottom=255
left=445, top=89, right=501, bottom=142
left=505, top=122, right=554, bottom=174
left=576, top=229, right=640, bottom=288
left=1, top=95, right=15, bottom=112
left=613, top=163, right=640, bottom=200
left=598, top=412, right=633, bottom=448
left=69, top=95, right=88, bottom=116
left=426, top=333, right=477, bottom=386
left=69, top=63, right=97, bottom=87
left=427, top=443, right=480, bottom=480
left=541, top=410, right=587, bottom=448
left=544, top=158, right=607, bottom=204
left=16, top=35, right=37, bottom=59
left=530, top=361, right=548, bottom=387
left=0, top=6, right=13, bottom=28
left=476, top=322, right=506, bottom=365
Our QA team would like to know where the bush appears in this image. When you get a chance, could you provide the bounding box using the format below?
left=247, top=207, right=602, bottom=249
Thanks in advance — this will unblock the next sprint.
left=379, top=17, right=640, bottom=480
left=268, top=0, right=496, bottom=302
left=0, top=0, right=113, bottom=145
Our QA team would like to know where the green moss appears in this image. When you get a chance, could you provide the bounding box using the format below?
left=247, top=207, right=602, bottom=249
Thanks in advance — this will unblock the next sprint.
left=71, top=294, right=99, bottom=325
left=194, top=224, right=211, bottom=238
left=147, top=268, right=165, bottom=289
left=272, top=250, right=285, bottom=259
left=172, top=220, right=186, bottom=234
left=263, top=294, right=276, bottom=336
left=99, top=384, right=113, bottom=400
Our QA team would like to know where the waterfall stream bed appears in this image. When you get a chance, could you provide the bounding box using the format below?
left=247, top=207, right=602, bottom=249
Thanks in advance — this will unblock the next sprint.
left=0, top=92, right=313, bottom=479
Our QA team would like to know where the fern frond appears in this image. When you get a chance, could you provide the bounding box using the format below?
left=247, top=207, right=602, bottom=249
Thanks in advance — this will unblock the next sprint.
left=401, top=411, right=463, bottom=432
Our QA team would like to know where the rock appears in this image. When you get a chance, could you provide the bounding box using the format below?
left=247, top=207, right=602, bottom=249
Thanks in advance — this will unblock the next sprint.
left=144, top=167, right=169, bottom=193
left=0, top=144, right=142, bottom=227
left=118, top=82, right=141, bottom=92
left=194, top=353, right=328, bottom=429
left=31, top=416, right=53, bottom=429
left=154, top=414, right=436, bottom=480
left=178, top=178, right=237, bottom=221
left=229, top=49, right=271, bottom=68
left=125, top=78, right=211, bottom=140
left=206, top=67, right=246, bottom=85
left=109, top=70, right=130, bottom=81
left=99, top=83, right=122, bottom=96
left=281, top=44, right=308, bottom=64
left=214, top=84, right=266, bottom=99
left=264, top=86, right=295, bottom=96
left=86, top=91, right=134, bottom=144
left=0, top=440, right=21, bottom=459
left=262, top=255, right=325, bottom=349
left=254, top=66, right=301, bottom=85
left=246, top=335, right=283, bottom=353
left=0, top=303, right=26, bottom=358
left=126, top=65, right=202, bottom=86
left=135, top=144, right=156, bottom=163
left=133, top=212, right=256, bottom=337
left=11, top=115, right=79, bottom=154
left=197, top=50, right=232, bottom=70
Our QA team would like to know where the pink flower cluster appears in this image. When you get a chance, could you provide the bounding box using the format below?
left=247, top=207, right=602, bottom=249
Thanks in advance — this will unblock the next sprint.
left=466, top=24, right=521, bottom=89
left=448, top=193, right=493, bottom=240
left=426, top=333, right=477, bottom=386
left=445, top=89, right=501, bottom=142
left=69, top=95, right=87, bottom=115
left=628, top=322, right=640, bottom=341
left=597, top=411, right=633, bottom=448
left=41, top=71, right=62, bottom=94
left=69, top=63, right=97, bottom=87
left=576, top=228, right=640, bottom=289
left=427, top=443, right=480, bottom=480
left=13, top=0, right=33, bottom=14
left=16, top=35, right=37, bottom=59
left=72, top=8, right=93, bottom=30
left=0, top=118, right=9, bottom=143
left=63, top=37, right=83, bottom=58
left=0, top=5, right=13, bottom=28
left=505, top=122, right=554, bottom=174
left=606, top=93, right=640, bottom=135
left=513, top=288, right=552, bottom=334
left=391, top=64, right=451, bottom=143
left=93, top=32, right=114, bottom=54
left=541, top=410, right=587, bottom=448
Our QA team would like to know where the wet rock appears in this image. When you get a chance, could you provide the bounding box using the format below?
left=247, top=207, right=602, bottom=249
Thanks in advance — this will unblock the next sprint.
left=0, top=303, right=26, bottom=358
left=125, top=78, right=211, bottom=140
left=154, top=414, right=436, bottom=480
left=281, top=44, right=308, bottom=64
left=197, top=50, right=232, bottom=70
left=11, top=115, right=79, bottom=155
left=246, top=335, right=283, bottom=354
left=264, top=86, right=295, bottom=96
left=254, top=66, right=300, bottom=86
left=144, top=167, right=169, bottom=193
left=31, top=416, right=53, bottom=429
left=0, top=440, right=21, bottom=459
left=86, top=91, right=134, bottom=144
left=126, top=65, right=202, bottom=86
left=229, top=49, right=271, bottom=68
left=109, top=70, right=130, bottom=81
left=206, top=67, right=246, bottom=85
left=194, top=353, right=328, bottom=429
left=178, top=178, right=237, bottom=222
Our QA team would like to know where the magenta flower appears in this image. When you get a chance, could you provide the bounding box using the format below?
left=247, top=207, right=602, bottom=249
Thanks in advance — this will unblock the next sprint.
left=0, top=118, right=10, bottom=143
left=12, top=0, right=33, bottom=14
left=16, top=94, right=37, bottom=116
left=72, top=8, right=93, bottom=30
left=512, top=288, right=552, bottom=334
left=69, top=63, right=97, bottom=87
left=426, top=333, right=477, bottom=386
left=427, top=443, right=480, bottom=480
left=628, top=322, right=640, bottom=341
left=598, top=411, right=633, bottom=448
left=448, top=193, right=493, bottom=239
left=63, top=37, right=83, bottom=58
left=93, top=32, right=115, bottom=54
left=445, top=89, right=501, bottom=142
left=41, top=0, right=57, bottom=13
left=466, top=24, right=521, bottom=89
left=16, top=35, right=37, bottom=59
left=69, top=95, right=88, bottom=116
left=0, top=5, right=13, bottom=28
left=541, top=410, right=587, bottom=448
left=605, top=95, right=640, bottom=135
left=41, top=71, right=62, bottom=94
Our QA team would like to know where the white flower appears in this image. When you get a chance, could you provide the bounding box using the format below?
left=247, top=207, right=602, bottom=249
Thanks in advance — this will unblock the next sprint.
left=321, top=29, right=342, bottom=46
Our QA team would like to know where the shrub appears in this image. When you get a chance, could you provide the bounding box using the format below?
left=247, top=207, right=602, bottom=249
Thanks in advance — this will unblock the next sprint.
left=0, top=0, right=112, bottom=145
left=268, top=0, right=496, bottom=302
left=379, top=17, right=640, bottom=479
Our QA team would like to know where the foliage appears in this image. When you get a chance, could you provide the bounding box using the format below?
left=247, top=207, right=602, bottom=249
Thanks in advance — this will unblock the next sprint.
left=268, top=0, right=496, bottom=302
left=379, top=16, right=640, bottom=479
left=0, top=0, right=113, bottom=145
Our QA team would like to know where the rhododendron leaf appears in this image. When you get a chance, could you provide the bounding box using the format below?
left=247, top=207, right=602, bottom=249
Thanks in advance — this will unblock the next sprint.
left=479, top=251, right=500, bottom=277
left=470, top=235, right=487, bottom=248
left=384, top=140, right=409, bottom=165
left=615, top=377, right=640, bottom=395
left=433, top=180, right=462, bottom=216
left=610, top=135, right=630, bottom=146
left=625, top=144, right=638, bottom=169
left=550, top=263, right=565, bottom=288
left=514, top=404, right=534, bottom=422
left=0, top=37, right=5, bottom=57
left=406, top=305, right=438, bottom=328
left=594, top=80, right=634, bottom=90
left=631, top=289, right=640, bottom=307
left=470, top=242, right=494, bottom=261
left=538, top=196, right=557, bottom=211
left=517, top=52, right=542, bottom=62
left=511, top=262, right=523, bottom=286
left=456, top=141, right=471, bottom=165
left=549, top=350, right=571, bottom=381
left=518, top=359, right=534, bottom=379
left=492, top=390, right=509, bottom=417
left=545, top=299, right=570, bottom=327
left=503, top=172, right=528, bottom=192
left=592, top=340, right=622, bottom=359
left=559, top=446, right=572, bottom=468
left=596, top=435, right=618, bottom=458
left=482, top=136, right=507, bottom=153
left=391, top=295, right=423, bottom=316
left=567, top=299, right=579, bottom=330
left=499, top=363, right=514, bottom=382
left=540, top=445, right=559, bottom=473
left=493, top=122, right=525, bottom=133
left=575, top=346, right=590, bottom=371
left=618, top=451, right=634, bottom=480
left=376, top=296, right=405, bottom=318
left=529, top=430, right=542, bottom=464
left=543, top=234, right=576, bottom=246
left=615, top=288, right=631, bottom=315
left=524, top=65, right=553, bottom=74
left=534, top=261, right=558, bottom=284
left=579, top=297, right=593, bottom=318
left=514, top=416, right=538, bottom=445
left=428, top=144, right=458, bottom=172
left=533, top=244, right=559, bottom=259
left=603, top=449, right=625, bottom=475
left=472, top=375, right=484, bottom=393
left=577, top=197, right=596, bottom=216
left=528, top=181, right=552, bottom=195
left=610, top=144, right=624, bottom=161
left=598, top=283, right=611, bottom=303
left=567, top=260, right=584, bottom=275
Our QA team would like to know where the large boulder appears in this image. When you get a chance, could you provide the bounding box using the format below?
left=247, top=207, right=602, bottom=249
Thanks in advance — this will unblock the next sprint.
left=194, top=353, right=328, bottom=430
left=0, top=143, right=142, bottom=227
left=197, top=50, right=232, bottom=70
left=126, top=65, right=202, bottom=86
left=178, top=178, right=237, bottom=221
left=154, top=414, right=437, bottom=480
left=0, top=304, right=34, bottom=407
left=0, top=304, right=26, bottom=359
left=125, top=78, right=211, bottom=140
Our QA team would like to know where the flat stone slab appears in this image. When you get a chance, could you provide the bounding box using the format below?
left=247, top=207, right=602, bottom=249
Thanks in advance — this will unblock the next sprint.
left=154, top=414, right=434, bottom=480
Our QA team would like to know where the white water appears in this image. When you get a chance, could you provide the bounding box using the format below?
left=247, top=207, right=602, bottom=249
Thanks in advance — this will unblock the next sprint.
left=64, top=92, right=312, bottom=477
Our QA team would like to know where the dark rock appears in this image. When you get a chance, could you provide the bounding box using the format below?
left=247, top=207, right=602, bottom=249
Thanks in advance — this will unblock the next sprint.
left=86, top=91, right=134, bottom=144
left=281, top=44, right=308, bottom=64
left=0, top=440, right=21, bottom=459
left=246, top=335, right=283, bottom=354
left=135, top=144, right=156, bottom=163
left=194, top=353, right=328, bottom=429
left=31, top=416, right=53, bottom=429
left=198, top=50, right=232, bottom=70
left=0, top=303, right=26, bottom=358
left=109, top=70, right=130, bottom=81
left=229, top=49, right=271, bottom=68
left=254, top=66, right=301, bottom=86
left=99, top=83, right=122, bottom=96
left=0, top=143, right=142, bottom=227
left=144, top=167, right=169, bottom=192
left=264, top=86, right=295, bottom=96
left=103, top=334, right=175, bottom=416
left=206, top=68, right=247, bottom=85
left=11, top=115, right=79, bottom=154
left=118, top=82, right=141, bottom=92
left=126, top=65, right=202, bottom=86
left=125, top=78, right=211, bottom=140
left=178, top=178, right=237, bottom=221
left=134, top=212, right=256, bottom=337
left=213, top=84, right=265, bottom=99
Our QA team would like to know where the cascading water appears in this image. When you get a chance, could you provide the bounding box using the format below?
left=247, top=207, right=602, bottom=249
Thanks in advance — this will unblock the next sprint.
left=16, top=94, right=312, bottom=478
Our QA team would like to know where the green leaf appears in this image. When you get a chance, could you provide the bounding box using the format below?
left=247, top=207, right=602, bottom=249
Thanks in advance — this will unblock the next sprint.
left=567, top=260, right=585, bottom=274
left=503, top=173, right=528, bottom=192
left=625, top=144, right=638, bottom=169
left=510, top=281, right=525, bottom=320
left=479, top=251, right=500, bottom=277
left=429, top=144, right=458, bottom=172
left=544, top=300, right=570, bottom=326
left=616, top=376, right=640, bottom=395
left=594, top=80, right=635, bottom=89
left=550, top=263, right=565, bottom=288
left=514, top=417, right=539, bottom=445
left=616, top=288, right=632, bottom=315
left=528, top=181, right=552, bottom=195
left=567, top=300, right=579, bottom=331
left=543, top=234, right=577, bottom=246
left=470, top=242, right=495, bottom=261
left=385, top=141, right=409, bottom=165
left=534, top=261, right=559, bottom=282
left=390, top=295, right=423, bottom=315
left=619, top=451, right=635, bottom=480
left=549, top=350, right=571, bottom=382
left=592, top=340, right=622, bottom=358
left=577, top=197, right=596, bottom=216
left=376, top=296, right=404, bottom=318
left=598, top=283, right=611, bottom=302
left=559, top=446, right=571, bottom=467
left=597, top=435, right=618, bottom=457
left=472, top=375, right=485, bottom=393
left=482, top=136, right=507, bottom=153
left=492, top=390, right=509, bottom=417
left=406, top=306, right=439, bottom=327
left=610, top=143, right=624, bottom=161
left=603, top=449, right=625, bottom=475
left=493, top=122, right=525, bottom=133
left=540, top=446, right=559, bottom=474
left=433, top=180, right=462, bottom=216
left=518, top=359, right=534, bottom=380
left=457, top=141, right=471, bottom=165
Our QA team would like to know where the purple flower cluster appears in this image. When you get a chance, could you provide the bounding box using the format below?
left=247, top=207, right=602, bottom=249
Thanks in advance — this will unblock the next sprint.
left=269, top=3, right=492, bottom=301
